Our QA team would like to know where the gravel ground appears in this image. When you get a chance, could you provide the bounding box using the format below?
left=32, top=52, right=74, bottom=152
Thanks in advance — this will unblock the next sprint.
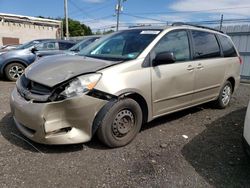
left=0, top=80, right=250, bottom=188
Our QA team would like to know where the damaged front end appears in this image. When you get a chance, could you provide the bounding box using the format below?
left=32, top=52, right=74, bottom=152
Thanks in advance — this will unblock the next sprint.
left=10, top=74, right=116, bottom=144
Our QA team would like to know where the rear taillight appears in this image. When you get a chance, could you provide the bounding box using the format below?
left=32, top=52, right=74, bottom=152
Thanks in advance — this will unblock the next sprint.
left=239, top=56, right=243, bottom=64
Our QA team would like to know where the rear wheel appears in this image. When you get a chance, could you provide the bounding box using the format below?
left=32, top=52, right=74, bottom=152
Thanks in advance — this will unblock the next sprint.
left=97, top=98, right=142, bottom=148
left=4, top=63, right=25, bottom=81
left=214, top=81, right=232, bottom=109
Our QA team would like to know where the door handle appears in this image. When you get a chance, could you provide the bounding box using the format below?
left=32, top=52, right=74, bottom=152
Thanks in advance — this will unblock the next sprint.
left=187, top=65, right=194, bottom=71
left=197, top=63, right=204, bottom=69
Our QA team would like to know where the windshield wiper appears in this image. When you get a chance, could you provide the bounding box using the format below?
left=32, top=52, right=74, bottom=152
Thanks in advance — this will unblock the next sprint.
left=84, top=55, right=133, bottom=62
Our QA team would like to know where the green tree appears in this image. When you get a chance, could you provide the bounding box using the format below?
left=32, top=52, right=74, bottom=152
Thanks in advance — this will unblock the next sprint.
left=36, top=16, right=93, bottom=37
left=62, top=18, right=93, bottom=37
left=103, top=30, right=115, bottom=35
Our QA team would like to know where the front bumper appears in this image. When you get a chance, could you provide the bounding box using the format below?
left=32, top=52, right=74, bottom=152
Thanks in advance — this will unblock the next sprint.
left=10, top=87, right=107, bottom=144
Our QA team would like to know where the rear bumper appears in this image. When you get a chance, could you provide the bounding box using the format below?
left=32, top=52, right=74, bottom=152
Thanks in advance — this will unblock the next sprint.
left=10, top=87, right=107, bottom=144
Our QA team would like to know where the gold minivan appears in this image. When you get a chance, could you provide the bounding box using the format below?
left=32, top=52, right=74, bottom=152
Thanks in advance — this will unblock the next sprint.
left=10, top=23, right=241, bottom=147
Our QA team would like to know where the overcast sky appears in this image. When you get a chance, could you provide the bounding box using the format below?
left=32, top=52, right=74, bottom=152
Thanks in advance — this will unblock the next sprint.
left=0, top=0, right=250, bottom=31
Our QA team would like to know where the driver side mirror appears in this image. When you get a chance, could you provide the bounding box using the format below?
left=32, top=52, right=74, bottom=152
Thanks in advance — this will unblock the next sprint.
left=30, top=46, right=38, bottom=54
left=153, top=52, right=176, bottom=66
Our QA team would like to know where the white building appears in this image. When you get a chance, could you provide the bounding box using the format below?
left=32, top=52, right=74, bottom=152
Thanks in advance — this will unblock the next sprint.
left=0, top=13, right=62, bottom=46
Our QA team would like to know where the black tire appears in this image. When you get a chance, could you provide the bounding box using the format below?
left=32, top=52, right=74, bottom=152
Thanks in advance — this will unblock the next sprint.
left=97, top=98, right=142, bottom=148
left=4, top=63, right=25, bottom=81
left=214, top=81, right=232, bottom=109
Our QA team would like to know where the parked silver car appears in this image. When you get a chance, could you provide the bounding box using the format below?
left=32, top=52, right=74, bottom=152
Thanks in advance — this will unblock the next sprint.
left=10, top=23, right=241, bottom=147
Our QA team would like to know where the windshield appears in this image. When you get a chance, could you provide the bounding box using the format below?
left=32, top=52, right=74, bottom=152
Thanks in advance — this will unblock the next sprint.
left=79, top=29, right=162, bottom=61
left=16, top=40, right=40, bottom=50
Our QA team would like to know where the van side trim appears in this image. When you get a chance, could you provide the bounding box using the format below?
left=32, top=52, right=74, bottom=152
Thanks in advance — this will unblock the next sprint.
left=154, top=84, right=220, bottom=103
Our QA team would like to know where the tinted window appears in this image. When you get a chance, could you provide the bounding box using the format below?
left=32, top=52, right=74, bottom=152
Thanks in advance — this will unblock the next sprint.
left=154, top=30, right=190, bottom=61
left=36, top=42, right=57, bottom=50
left=192, top=31, right=221, bottom=59
left=217, top=35, right=237, bottom=57
left=59, top=42, right=75, bottom=50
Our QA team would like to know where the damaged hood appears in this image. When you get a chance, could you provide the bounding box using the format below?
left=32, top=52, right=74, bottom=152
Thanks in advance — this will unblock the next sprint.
left=25, top=55, right=113, bottom=87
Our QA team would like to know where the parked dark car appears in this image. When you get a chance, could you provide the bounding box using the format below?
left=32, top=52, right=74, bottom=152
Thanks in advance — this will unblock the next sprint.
left=0, top=39, right=76, bottom=81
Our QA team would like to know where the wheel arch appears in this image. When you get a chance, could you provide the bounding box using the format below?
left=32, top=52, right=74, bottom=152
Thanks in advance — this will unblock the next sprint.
left=92, top=91, right=149, bottom=136
left=226, top=77, right=235, bottom=93
left=1, top=59, right=28, bottom=77
left=118, top=92, right=149, bottom=125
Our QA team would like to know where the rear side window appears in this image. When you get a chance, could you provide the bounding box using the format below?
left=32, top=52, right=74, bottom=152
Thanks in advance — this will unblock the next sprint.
left=192, top=31, right=221, bottom=59
left=217, top=35, right=237, bottom=57
left=59, top=42, right=75, bottom=50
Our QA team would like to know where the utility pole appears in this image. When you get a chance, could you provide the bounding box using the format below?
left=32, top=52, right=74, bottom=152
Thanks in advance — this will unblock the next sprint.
left=115, top=0, right=127, bottom=31
left=64, top=0, right=69, bottom=39
left=219, top=14, right=223, bottom=31
left=116, top=0, right=122, bottom=31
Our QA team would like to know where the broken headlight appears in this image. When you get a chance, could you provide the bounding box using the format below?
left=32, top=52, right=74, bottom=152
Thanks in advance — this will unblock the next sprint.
left=59, top=73, right=102, bottom=99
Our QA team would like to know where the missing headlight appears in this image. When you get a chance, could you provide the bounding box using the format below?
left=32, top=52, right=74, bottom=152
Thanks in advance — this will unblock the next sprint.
left=87, top=89, right=117, bottom=101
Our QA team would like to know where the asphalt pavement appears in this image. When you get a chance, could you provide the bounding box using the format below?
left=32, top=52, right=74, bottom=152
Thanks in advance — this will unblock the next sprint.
left=0, top=81, right=250, bottom=188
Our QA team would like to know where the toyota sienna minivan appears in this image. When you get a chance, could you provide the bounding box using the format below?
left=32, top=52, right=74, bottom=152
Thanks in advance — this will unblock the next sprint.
left=10, top=23, right=241, bottom=147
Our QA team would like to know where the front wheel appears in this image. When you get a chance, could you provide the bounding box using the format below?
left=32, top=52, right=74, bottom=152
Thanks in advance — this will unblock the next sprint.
left=214, top=81, right=233, bottom=109
left=97, top=98, right=142, bottom=148
left=4, top=63, right=25, bottom=81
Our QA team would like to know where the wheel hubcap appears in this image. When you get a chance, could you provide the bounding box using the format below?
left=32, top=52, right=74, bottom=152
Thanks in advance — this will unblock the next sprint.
left=9, top=65, right=24, bottom=79
left=222, top=85, right=231, bottom=105
left=112, top=109, right=135, bottom=138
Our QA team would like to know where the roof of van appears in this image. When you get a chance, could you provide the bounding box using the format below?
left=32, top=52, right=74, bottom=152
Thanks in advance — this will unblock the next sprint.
left=125, top=23, right=224, bottom=35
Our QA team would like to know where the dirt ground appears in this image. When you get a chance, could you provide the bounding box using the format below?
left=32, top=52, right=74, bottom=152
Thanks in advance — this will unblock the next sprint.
left=0, top=80, right=250, bottom=188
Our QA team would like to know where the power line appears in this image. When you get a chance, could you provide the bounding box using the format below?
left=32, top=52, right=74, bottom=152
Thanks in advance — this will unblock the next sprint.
left=82, top=15, right=115, bottom=23
left=68, top=0, right=94, bottom=19
left=122, top=13, right=167, bottom=23
left=123, top=6, right=250, bottom=15
left=86, top=0, right=114, bottom=13
left=69, top=0, right=114, bottom=17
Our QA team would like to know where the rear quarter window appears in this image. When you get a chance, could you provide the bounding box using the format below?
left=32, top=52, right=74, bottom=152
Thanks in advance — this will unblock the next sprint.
left=217, top=35, right=237, bottom=57
left=191, top=30, right=221, bottom=59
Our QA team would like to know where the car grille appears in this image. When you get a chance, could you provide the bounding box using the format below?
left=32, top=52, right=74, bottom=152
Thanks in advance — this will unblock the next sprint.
left=17, top=75, right=52, bottom=102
